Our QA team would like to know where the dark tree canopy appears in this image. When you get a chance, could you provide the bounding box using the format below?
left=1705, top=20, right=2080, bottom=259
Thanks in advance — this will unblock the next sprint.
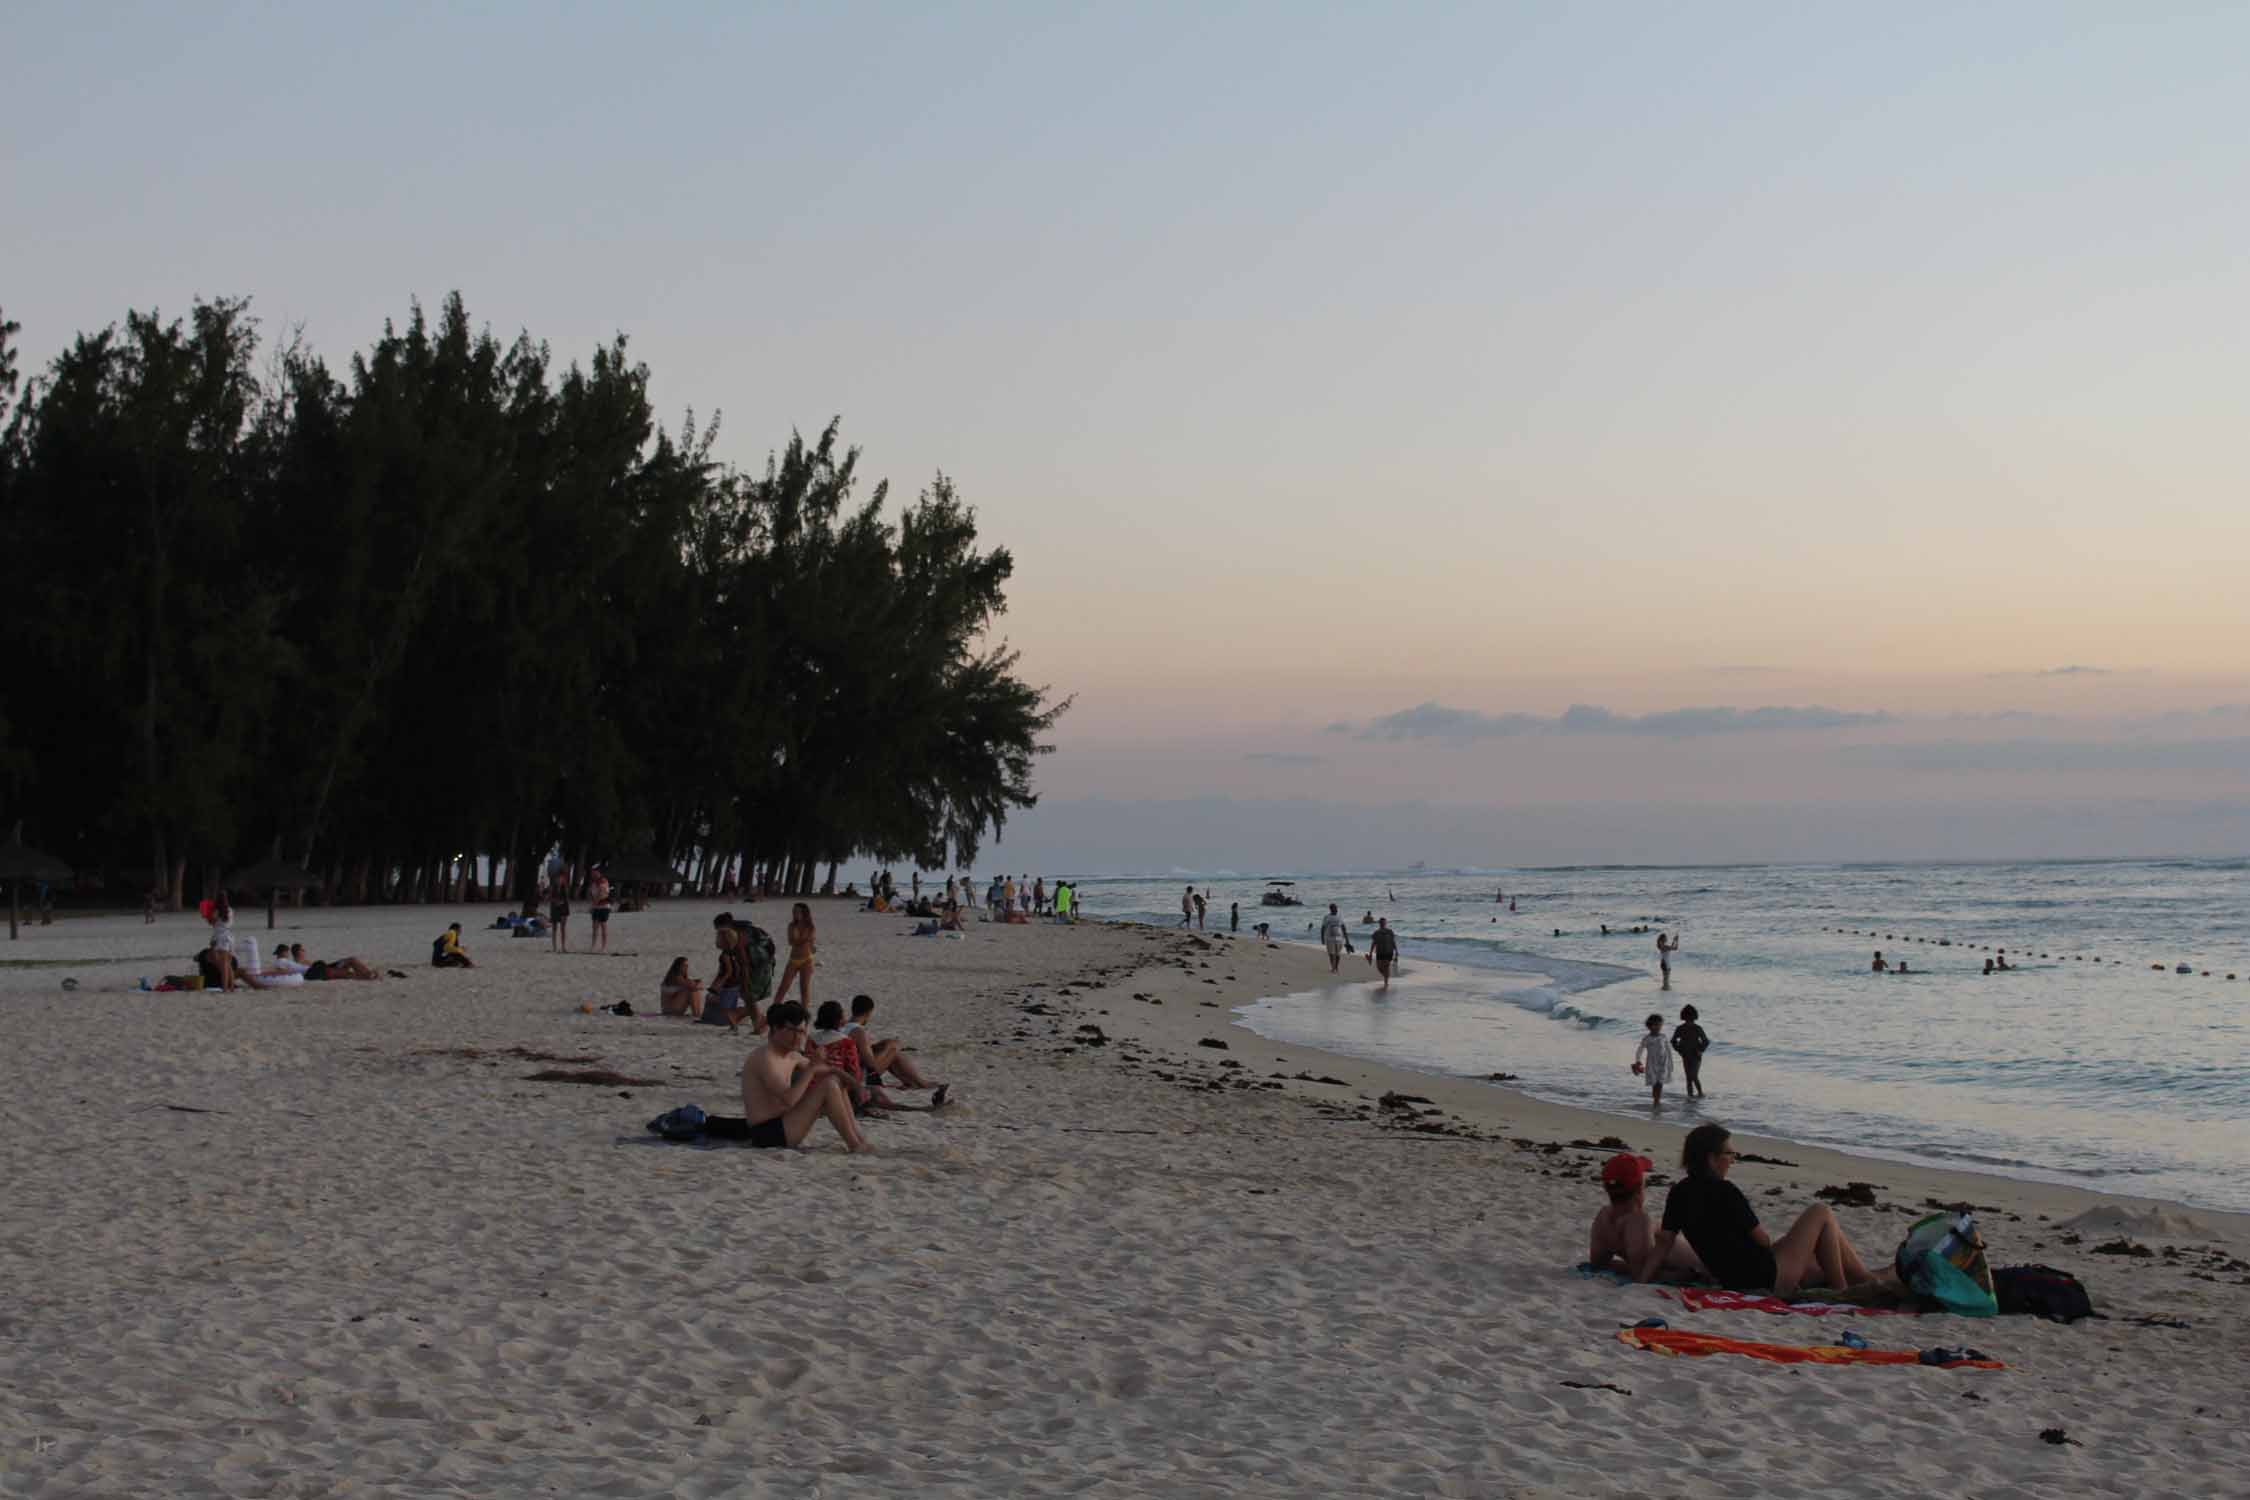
left=0, top=294, right=1066, bottom=906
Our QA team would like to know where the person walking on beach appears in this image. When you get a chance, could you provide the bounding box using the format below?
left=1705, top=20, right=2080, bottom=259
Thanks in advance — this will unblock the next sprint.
left=1671, top=1004, right=1709, bottom=1099
left=1656, top=930, right=1678, bottom=990
left=1193, top=889, right=1208, bottom=930
left=1369, top=917, right=1399, bottom=991
left=1229, top=900, right=1239, bottom=932
left=1180, top=886, right=1195, bottom=927
left=1319, top=904, right=1353, bottom=972
left=1633, top=1013, right=1671, bottom=1109
left=704, top=923, right=750, bottom=1030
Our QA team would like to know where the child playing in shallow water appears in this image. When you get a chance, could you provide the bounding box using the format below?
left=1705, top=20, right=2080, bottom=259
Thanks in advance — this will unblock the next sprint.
left=1671, top=1004, right=1709, bottom=1099
left=1633, top=1013, right=1671, bottom=1110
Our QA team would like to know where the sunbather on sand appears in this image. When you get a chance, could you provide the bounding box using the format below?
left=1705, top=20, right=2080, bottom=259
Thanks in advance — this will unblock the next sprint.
left=846, top=993, right=944, bottom=1095
left=1641, top=1123, right=1891, bottom=1294
left=1588, top=1153, right=1704, bottom=1281
left=658, top=956, right=704, bottom=1017
left=700, top=1001, right=870, bottom=1152
left=283, top=942, right=380, bottom=981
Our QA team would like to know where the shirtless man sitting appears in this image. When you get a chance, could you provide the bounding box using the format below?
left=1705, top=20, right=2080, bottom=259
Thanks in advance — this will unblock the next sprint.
left=1588, top=1153, right=1705, bottom=1281
left=701, top=1001, right=871, bottom=1153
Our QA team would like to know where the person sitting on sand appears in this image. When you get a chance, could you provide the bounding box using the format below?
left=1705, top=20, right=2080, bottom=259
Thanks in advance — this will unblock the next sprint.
left=432, top=923, right=475, bottom=968
left=196, top=943, right=275, bottom=992
left=697, top=1001, right=870, bottom=1152
left=1640, top=1123, right=1891, bottom=1295
left=659, top=956, right=704, bottom=1018
left=846, top=993, right=946, bottom=1095
left=811, top=1000, right=948, bottom=1114
left=1589, top=1153, right=1705, bottom=1282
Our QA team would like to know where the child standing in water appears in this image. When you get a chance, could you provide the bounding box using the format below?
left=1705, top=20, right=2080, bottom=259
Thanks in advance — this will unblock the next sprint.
left=1633, top=1013, right=1671, bottom=1110
left=1671, top=1004, right=1709, bottom=1099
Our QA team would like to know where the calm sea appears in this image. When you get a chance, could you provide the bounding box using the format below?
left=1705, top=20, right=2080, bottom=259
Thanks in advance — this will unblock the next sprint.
left=1070, top=859, right=2250, bottom=1211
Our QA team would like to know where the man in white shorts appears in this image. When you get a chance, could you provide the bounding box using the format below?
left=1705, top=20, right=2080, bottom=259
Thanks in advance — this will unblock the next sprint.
left=1319, top=903, right=1353, bottom=973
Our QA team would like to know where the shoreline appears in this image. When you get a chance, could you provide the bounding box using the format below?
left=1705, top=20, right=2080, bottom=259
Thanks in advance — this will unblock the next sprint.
left=1079, top=918, right=2250, bottom=1237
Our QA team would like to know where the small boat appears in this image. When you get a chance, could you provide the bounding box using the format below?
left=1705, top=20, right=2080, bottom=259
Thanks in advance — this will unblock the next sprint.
left=1259, top=881, right=1303, bottom=908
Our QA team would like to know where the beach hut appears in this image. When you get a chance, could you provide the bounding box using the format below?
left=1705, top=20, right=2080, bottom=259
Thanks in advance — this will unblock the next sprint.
left=228, top=855, right=326, bottom=930
left=0, top=827, right=71, bottom=941
left=598, top=851, right=683, bottom=906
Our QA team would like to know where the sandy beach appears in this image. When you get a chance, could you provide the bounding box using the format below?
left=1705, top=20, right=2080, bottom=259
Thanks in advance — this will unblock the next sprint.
left=4, top=900, right=2247, bottom=1498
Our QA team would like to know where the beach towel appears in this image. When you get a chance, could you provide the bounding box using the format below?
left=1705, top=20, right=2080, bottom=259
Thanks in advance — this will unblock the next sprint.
left=1659, top=1288, right=1919, bottom=1318
left=1573, top=1262, right=1637, bottom=1287
left=1616, top=1326, right=2002, bottom=1369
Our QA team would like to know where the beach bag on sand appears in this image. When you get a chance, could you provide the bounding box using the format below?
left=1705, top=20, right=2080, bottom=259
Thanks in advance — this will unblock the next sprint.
left=1895, top=1214, right=1998, bottom=1318
left=648, top=1104, right=706, bottom=1141
left=1993, top=1264, right=2095, bottom=1323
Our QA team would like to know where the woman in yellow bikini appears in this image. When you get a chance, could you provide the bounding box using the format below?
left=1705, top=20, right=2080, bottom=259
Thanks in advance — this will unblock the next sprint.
left=780, top=902, right=817, bottom=1006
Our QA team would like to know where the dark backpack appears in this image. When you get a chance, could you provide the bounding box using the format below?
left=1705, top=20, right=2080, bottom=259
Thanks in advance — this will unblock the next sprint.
left=1993, top=1264, right=2095, bottom=1323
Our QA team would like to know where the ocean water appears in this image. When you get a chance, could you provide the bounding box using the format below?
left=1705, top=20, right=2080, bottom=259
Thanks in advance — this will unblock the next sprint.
left=1068, top=860, right=2250, bottom=1211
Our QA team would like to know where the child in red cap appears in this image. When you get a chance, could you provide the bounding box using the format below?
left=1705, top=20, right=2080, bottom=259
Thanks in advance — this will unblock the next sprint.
left=1588, top=1152, right=1706, bottom=1282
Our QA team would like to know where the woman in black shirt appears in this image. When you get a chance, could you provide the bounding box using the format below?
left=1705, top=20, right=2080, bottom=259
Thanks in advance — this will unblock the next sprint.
left=1641, top=1124, right=1889, bottom=1294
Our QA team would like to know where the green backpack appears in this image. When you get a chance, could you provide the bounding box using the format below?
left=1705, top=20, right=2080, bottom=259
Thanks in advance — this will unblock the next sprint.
left=1895, top=1213, right=1998, bottom=1317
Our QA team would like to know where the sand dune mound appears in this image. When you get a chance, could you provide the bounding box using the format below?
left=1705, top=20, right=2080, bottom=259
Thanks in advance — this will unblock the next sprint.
left=2056, top=1203, right=2215, bottom=1240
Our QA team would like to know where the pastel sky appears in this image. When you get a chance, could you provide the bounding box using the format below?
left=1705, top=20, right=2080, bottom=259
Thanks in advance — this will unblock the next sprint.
left=10, top=3, right=2248, bottom=866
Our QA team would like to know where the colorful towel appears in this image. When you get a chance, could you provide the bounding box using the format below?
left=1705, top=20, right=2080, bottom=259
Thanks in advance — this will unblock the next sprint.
left=1616, top=1327, right=2002, bottom=1369
left=1659, top=1288, right=1918, bottom=1318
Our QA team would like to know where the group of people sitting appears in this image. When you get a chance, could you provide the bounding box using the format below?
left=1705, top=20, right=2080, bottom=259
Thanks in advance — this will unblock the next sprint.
left=652, top=987, right=952, bottom=1152
left=183, top=898, right=386, bottom=992
left=1587, top=1123, right=1893, bottom=1295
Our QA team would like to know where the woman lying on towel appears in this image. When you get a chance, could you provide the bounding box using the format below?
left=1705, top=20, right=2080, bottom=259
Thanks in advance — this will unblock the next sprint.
left=1640, top=1124, right=1892, bottom=1295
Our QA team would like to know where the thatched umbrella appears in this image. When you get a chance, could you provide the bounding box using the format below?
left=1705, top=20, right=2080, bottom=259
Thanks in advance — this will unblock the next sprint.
left=229, top=856, right=326, bottom=930
left=0, top=830, right=71, bottom=941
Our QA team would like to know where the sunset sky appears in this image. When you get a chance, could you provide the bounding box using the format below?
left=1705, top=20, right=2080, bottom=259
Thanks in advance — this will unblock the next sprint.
left=10, top=3, right=2247, bottom=867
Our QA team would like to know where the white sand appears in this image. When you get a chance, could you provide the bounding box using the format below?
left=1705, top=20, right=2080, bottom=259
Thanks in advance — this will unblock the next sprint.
left=3, top=900, right=2246, bottom=1498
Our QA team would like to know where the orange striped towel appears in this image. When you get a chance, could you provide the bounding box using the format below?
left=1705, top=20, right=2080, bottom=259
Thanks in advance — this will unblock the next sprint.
left=1617, top=1326, right=2003, bottom=1369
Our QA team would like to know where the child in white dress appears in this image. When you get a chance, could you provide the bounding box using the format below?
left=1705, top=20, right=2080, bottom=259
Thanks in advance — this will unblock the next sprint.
left=1633, top=1013, right=1672, bottom=1110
